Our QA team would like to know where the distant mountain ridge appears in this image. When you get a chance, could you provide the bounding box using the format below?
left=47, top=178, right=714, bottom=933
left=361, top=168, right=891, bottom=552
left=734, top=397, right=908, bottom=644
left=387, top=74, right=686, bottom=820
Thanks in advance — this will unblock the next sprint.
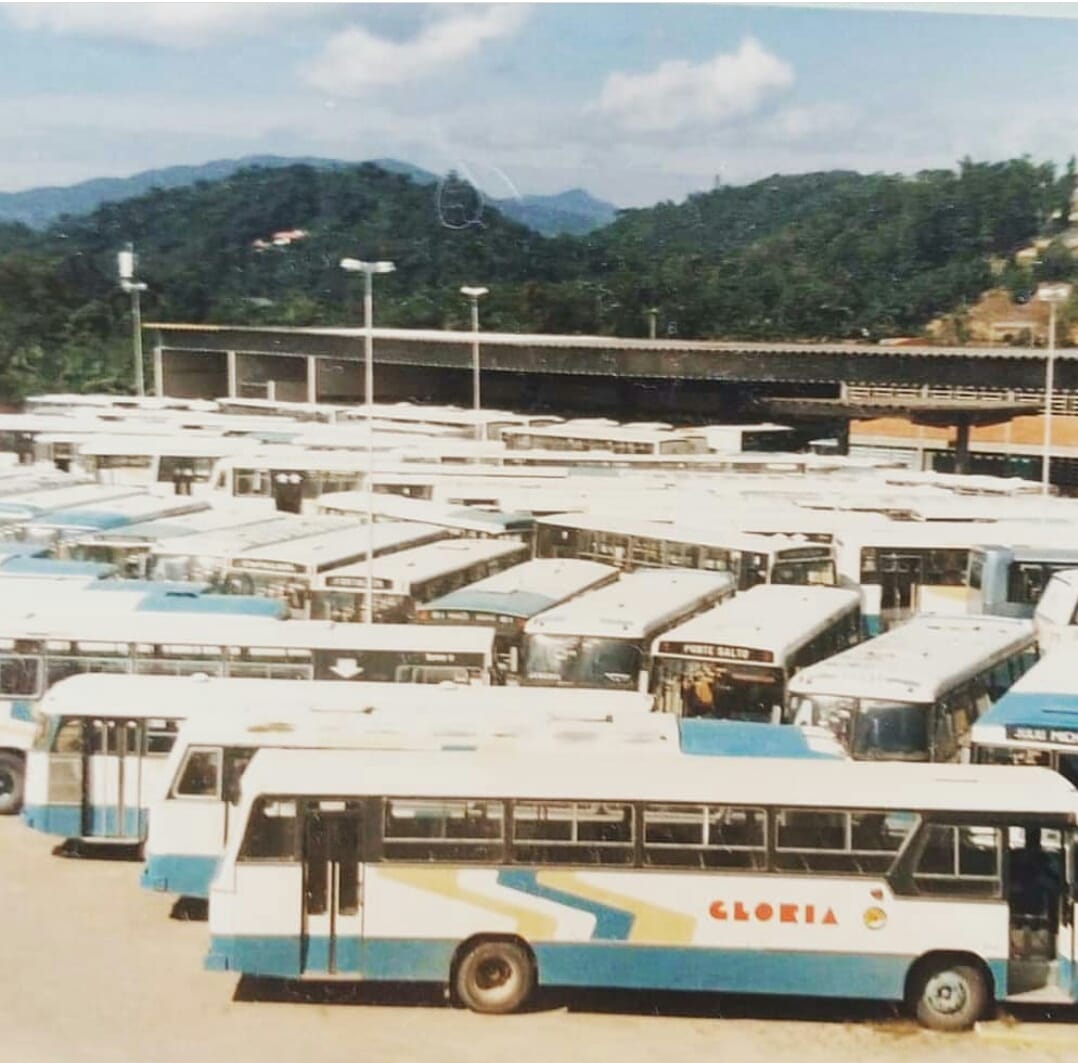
left=0, top=155, right=619, bottom=235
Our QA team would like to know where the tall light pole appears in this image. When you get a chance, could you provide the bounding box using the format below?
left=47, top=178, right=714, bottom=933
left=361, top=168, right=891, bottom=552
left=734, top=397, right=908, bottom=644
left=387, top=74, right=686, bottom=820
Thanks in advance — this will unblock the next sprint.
left=1036, top=281, right=1073, bottom=495
left=117, top=244, right=148, bottom=397
left=460, top=286, right=489, bottom=442
left=340, top=257, right=395, bottom=622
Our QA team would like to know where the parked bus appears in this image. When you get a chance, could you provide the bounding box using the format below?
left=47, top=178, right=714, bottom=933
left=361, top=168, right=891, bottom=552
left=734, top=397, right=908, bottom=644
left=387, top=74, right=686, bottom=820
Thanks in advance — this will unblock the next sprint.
left=206, top=748, right=1078, bottom=1030
left=970, top=652, right=1078, bottom=785
left=417, top=559, right=621, bottom=674
left=143, top=695, right=843, bottom=899
left=521, top=569, right=736, bottom=692
left=1032, top=569, right=1078, bottom=653
left=24, top=674, right=655, bottom=847
left=310, top=539, right=528, bottom=623
left=75, top=434, right=259, bottom=491
left=317, top=491, right=535, bottom=539
left=501, top=422, right=707, bottom=455
left=146, top=515, right=356, bottom=583
left=0, top=613, right=498, bottom=813
left=220, top=522, right=446, bottom=616
left=786, top=615, right=1039, bottom=762
left=534, top=512, right=836, bottom=590
left=651, top=585, right=862, bottom=721
left=833, top=522, right=977, bottom=634
left=968, top=544, right=1078, bottom=620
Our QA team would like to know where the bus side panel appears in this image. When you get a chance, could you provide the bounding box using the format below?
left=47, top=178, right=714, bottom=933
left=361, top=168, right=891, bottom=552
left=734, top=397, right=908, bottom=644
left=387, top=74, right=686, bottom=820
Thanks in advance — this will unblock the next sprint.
left=353, top=867, right=1008, bottom=1000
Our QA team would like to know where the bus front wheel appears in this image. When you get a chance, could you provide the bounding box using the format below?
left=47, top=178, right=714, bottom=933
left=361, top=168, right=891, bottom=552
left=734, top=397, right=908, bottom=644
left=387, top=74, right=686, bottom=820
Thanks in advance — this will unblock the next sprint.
left=0, top=753, right=24, bottom=815
left=910, top=957, right=988, bottom=1031
left=453, top=938, right=535, bottom=1014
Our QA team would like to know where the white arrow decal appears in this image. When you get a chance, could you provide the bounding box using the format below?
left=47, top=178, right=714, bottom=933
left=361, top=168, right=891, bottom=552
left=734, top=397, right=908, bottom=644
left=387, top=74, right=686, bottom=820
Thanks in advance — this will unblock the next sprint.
left=329, top=658, right=363, bottom=680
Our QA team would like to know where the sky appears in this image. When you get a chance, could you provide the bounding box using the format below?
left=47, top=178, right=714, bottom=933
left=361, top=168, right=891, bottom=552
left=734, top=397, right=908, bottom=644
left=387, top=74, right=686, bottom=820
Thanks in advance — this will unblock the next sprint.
left=2, top=1, right=1078, bottom=208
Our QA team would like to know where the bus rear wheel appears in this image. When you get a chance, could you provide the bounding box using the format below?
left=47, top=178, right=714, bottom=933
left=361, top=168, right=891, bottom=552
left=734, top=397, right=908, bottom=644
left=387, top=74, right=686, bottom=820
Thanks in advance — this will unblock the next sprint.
left=911, top=958, right=987, bottom=1031
left=453, top=939, right=535, bottom=1015
left=0, top=753, right=24, bottom=815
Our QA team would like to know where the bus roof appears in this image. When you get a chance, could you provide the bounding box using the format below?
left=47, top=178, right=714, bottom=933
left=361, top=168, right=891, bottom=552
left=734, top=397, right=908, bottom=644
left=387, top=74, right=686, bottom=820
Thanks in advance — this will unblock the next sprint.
left=317, top=491, right=534, bottom=534
left=24, top=494, right=209, bottom=532
left=40, top=673, right=653, bottom=720
left=149, top=515, right=354, bottom=559
left=0, top=612, right=495, bottom=654
left=228, top=522, right=445, bottom=574
left=787, top=615, right=1037, bottom=704
left=524, top=568, right=735, bottom=640
left=652, top=585, right=862, bottom=661
left=972, top=651, right=1078, bottom=742
left=320, top=538, right=527, bottom=590
left=0, top=556, right=116, bottom=580
left=235, top=747, right=1078, bottom=817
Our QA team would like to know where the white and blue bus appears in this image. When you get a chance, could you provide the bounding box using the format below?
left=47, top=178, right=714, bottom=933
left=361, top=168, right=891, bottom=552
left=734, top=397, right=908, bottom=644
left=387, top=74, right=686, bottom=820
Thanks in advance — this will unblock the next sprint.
left=1033, top=569, right=1078, bottom=654
left=533, top=512, right=836, bottom=590
left=521, top=569, right=736, bottom=691
left=970, top=652, right=1078, bottom=786
left=310, top=539, right=529, bottom=624
left=416, top=558, right=621, bottom=673
left=967, top=544, right=1078, bottom=620
left=206, top=747, right=1078, bottom=1030
left=0, top=613, right=498, bottom=814
left=142, top=693, right=844, bottom=900
left=786, top=615, right=1039, bottom=762
left=24, top=675, right=652, bottom=848
left=650, top=585, right=862, bottom=721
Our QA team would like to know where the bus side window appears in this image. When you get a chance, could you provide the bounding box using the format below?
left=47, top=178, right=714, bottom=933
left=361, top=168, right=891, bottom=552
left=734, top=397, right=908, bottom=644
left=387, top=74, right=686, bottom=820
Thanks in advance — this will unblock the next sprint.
left=0, top=655, right=41, bottom=697
left=145, top=718, right=179, bottom=756
left=222, top=748, right=257, bottom=805
left=174, top=747, right=222, bottom=798
left=53, top=718, right=84, bottom=754
left=911, top=824, right=1001, bottom=897
left=239, top=798, right=299, bottom=861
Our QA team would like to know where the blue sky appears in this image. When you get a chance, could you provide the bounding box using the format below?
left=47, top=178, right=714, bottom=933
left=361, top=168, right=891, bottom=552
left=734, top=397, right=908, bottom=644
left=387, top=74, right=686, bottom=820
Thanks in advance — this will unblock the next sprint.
left=1, top=2, right=1078, bottom=207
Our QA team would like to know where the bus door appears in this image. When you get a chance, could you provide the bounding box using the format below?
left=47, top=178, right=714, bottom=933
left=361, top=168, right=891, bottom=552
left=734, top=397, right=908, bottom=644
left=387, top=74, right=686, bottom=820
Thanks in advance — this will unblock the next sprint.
left=301, top=801, right=364, bottom=975
left=878, top=552, right=922, bottom=629
left=84, top=718, right=142, bottom=839
left=1004, top=824, right=1075, bottom=1001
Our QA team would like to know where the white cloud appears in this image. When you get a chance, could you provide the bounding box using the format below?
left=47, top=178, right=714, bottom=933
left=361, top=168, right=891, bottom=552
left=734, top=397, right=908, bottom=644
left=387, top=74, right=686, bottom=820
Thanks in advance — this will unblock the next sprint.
left=301, top=5, right=530, bottom=96
left=592, top=38, right=794, bottom=134
left=5, top=2, right=325, bottom=48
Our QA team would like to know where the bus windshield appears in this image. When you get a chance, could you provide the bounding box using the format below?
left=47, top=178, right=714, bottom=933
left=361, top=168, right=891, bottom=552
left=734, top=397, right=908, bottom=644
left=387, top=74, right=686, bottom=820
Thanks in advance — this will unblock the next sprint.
left=522, top=634, right=641, bottom=688
left=794, top=695, right=930, bottom=761
left=771, top=556, right=836, bottom=586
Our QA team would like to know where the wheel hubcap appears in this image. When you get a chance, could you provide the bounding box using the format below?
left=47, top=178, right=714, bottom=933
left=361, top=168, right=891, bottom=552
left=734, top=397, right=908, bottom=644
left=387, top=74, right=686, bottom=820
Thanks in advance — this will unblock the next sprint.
left=476, top=957, right=512, bottom=992
left=925, top=972, right=968, bottom=1015
left=0, top=771, right=13, bottom=797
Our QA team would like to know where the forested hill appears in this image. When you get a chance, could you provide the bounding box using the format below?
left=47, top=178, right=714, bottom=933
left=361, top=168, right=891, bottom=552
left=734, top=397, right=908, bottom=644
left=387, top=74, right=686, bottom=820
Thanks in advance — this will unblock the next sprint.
left=0, top=156, right=1075, bottom=398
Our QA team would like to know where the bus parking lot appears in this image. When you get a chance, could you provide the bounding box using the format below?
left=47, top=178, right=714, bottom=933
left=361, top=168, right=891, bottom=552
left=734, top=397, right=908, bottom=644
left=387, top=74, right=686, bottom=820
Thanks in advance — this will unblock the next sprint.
left=4, top=816, right=1075, bottom=1063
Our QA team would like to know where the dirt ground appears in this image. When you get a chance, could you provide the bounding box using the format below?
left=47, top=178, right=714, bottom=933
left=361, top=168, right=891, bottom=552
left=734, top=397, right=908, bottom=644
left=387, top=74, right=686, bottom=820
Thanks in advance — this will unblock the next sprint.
left=2, top=817, right=1076, bottom=1063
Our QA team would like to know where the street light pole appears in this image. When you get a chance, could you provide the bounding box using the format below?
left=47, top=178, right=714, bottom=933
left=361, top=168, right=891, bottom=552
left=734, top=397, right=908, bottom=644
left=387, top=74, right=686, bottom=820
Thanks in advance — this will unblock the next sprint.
left=117, top=244, right=148, bottom=397
left=1036, top=282, right=1073, bottom=495
left=460, top=286, right=489, bottom=442
left=340, top=257, right=396, bottom=622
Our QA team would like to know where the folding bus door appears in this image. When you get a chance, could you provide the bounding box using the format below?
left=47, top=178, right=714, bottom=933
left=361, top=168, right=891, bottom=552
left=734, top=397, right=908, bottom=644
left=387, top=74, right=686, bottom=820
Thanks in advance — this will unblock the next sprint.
left=83, top=718, right=142, bottom=840
left=300, top=801, right=365, bottom=976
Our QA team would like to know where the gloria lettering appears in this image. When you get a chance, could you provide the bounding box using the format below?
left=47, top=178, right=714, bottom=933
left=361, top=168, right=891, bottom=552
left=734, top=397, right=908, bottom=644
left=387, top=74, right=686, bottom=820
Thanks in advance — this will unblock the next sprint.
left=708, top=899, right=838, bottom=925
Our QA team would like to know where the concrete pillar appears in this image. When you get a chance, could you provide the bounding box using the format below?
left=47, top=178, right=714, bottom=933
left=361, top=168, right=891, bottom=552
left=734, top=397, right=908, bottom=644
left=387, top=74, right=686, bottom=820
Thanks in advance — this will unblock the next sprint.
left=226, top=350, right=238, bottom=398
left=834, top=421, right=850, bottom=456
left=307, top=356, right=317, bottom=404
left=954, top=419, right=971, bottom=475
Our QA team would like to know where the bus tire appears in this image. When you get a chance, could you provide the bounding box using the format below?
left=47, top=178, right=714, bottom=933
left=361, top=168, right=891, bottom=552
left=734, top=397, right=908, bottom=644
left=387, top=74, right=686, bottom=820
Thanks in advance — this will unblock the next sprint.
left=0, top=752, right=24, bottom=815
left=909, top=956, right=988, bottom=1032
left=453, top=938, right=535, bottom=1015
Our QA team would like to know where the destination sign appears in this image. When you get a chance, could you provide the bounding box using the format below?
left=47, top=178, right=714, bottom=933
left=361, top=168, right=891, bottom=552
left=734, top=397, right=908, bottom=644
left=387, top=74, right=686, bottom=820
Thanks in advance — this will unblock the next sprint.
left=232, top=559, right=304, bottom=574
left=657, top=641, right=774, bottom=663
left=326, top=577, right=393, bottom=590
left=1006, top=725, right=1078, bottom=746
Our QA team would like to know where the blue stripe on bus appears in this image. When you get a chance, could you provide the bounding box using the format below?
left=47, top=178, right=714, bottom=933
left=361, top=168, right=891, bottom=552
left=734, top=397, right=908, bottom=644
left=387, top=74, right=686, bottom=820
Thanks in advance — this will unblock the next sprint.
left=205, top=935, right=1010, bottom=1004
left=495, top=869, right=634, bottom=940
left=21, top=803, right=144, bottom=840
left=10, top=699, right=34, bottom=722
left=141, top=854, right=220, bottom=897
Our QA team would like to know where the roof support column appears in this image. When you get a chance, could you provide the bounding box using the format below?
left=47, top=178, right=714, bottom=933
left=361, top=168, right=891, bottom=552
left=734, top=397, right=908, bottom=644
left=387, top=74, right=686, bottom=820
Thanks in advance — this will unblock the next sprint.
left=226, top=350, right=237, bottom=398
left=307, top=356, right=318, bottom=404
left=953, top=418, right=971, bottom=476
